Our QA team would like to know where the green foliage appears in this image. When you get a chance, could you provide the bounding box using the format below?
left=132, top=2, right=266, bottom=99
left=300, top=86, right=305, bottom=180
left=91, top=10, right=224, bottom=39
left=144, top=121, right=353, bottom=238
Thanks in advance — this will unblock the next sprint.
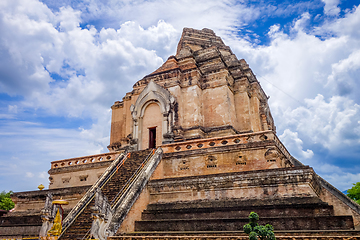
left=244, top=223, right=252, bottom=234
left=243, top=212, right=276, bottom=240
left=0, top=191, right=15, bottom=211
left=249, top=231, right=258, bottom=240
left=347, top=182, right=360, bottom=204
left=249, top=212, right=259, bottom=221
left=249, top=211, right=259, bottom=228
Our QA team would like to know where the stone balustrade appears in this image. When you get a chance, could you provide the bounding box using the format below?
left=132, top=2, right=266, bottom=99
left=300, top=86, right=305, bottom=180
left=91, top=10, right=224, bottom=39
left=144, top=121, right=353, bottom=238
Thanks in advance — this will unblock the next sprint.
left=50, top=152, right=121, bottom=169
left=162, top=130, right=287, bottom=155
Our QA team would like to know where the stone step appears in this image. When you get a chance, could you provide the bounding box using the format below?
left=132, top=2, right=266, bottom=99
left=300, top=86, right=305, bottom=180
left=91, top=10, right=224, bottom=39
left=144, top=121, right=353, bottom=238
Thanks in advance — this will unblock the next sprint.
left=0, top=214, right=42, bottom=226
left=111, top=230, right=360, bottom=240
left=102, top=149, right=152, bottom=203
left=142, top=199, right=334, bottom=220
left=60, top=200, right=94, bottom=239
left=119, top=229, right=360, bottom=237
left=135, top=216, right=354, bottom=232
left=146, top=197, right=333, bottom=211
left=109, top=236, right=360, bottom=240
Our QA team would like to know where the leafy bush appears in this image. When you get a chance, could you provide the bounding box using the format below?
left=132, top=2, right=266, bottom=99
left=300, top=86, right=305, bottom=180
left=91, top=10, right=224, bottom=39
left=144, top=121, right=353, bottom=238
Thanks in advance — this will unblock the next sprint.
left=347, top=182, right=360, bottom=204
left=243, top=212, right=275, bottom=240
left=0, top=191, right=15, bottom=211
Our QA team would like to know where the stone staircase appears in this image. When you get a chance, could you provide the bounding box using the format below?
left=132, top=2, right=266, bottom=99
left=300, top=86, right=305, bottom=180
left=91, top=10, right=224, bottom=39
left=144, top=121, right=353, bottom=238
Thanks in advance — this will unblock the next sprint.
left=134, top=197, right=354, bottom=232
left=59, top=149, right=152, bottom=240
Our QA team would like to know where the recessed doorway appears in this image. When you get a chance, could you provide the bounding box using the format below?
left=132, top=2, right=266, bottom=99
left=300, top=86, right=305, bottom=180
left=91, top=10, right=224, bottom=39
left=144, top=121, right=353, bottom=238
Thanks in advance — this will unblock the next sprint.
left=141, top=102, right=162, bottom=150
left=149, top=127, right=156, bottom=149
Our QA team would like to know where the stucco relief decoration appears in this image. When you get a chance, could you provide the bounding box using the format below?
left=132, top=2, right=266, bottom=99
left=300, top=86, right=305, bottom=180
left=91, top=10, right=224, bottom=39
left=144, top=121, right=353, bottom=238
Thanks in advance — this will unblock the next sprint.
left=205, top=155, right=217, bottom=168
left=130, top=80, right=176, bottom=150
left=62, top=177, right=71, bottom=184
left=178, top=159, right=189, bottom=171
left=265, top=148, right=279, bottom=163
left=236, top=152, right=247, bottom=165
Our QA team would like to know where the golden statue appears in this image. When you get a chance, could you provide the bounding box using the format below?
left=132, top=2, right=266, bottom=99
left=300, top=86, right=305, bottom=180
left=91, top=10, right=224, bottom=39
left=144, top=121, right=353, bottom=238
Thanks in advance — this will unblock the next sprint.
left=47, top=208, right=62, bottom=236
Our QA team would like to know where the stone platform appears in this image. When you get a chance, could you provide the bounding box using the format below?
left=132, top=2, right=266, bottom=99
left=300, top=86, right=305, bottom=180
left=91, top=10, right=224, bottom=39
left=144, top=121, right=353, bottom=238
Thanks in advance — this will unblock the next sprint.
left=110, top=230, right=360, bottom=240
left=136, top=197, right=353, bottom=231
left=115, top=166, right=359, bottom=237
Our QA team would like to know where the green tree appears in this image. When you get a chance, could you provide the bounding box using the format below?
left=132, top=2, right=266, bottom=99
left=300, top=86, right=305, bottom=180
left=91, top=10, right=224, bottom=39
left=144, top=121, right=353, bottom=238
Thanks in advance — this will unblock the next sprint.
left=0, top=191, right=15, bottom=211
left=347, top=182, right=360, bottom=204
left=243, top=212, right=276, bottom=240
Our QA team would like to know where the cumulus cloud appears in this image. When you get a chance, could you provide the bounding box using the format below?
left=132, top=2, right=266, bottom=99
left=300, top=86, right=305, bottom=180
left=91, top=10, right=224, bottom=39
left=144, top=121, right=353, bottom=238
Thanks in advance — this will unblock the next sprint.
left=281, top=95, right=360, bottom=151
left=0, top=0, right=183, bottom=191
left=278, top=94, right=360, bottom=190
left=279, top=129, right=314, bottom=160
left=0, top=0, right=175, bottom=119
left=327, top=49, right=360, bottom=99
left=67, top=0, right=252, bottom=33
left=321, top=0, right=340, bottom=16
left=322, top=5, right=360, bottom=38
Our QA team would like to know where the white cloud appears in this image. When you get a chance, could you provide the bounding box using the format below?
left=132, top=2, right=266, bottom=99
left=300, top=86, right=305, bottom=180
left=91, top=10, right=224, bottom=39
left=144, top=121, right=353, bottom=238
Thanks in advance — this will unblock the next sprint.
left=323, top=5, right=360, bottom=38
left=39, top=172, right=48, bottom=179
left=57, top=6, right=81, bottom=31
left=279, top=129, right=314, bottom=160
left=78, top=0, right=254, bottom=33
left=323, top=171, right=360, bottom=191
left=8, top=105, right=17, bottom=114
left=1, top=0, right=173, bottom=119
left=326, top=49, right=360, bottom=98
left=281, top=94, right=360, bottom=152
left=321, top=0, right=340, bottom=16
left=25, top=172, right=34, bottom=178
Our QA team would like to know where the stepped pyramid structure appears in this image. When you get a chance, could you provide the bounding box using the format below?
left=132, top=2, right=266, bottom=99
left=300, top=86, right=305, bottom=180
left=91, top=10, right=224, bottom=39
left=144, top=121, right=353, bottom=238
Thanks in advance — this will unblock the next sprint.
left=1, top=28, right=360, bottom=240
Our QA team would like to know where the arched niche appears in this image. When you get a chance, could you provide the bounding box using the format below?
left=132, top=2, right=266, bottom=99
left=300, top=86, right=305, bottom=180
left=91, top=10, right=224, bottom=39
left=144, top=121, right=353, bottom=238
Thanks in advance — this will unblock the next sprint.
left=130, top=81, right=175, bottom=150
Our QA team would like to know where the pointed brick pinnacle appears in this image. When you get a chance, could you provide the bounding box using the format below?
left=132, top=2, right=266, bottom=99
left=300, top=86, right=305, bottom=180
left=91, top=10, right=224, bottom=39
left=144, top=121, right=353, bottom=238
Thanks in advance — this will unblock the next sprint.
left=176, top=27, right=229, bottom=56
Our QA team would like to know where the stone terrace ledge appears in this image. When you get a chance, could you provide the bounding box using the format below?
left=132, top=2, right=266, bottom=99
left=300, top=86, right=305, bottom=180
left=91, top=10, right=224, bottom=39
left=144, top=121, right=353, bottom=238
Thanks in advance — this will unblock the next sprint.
left=162, top=130, right=292, bottom=160
left=110, top=230, right=360, bottom=239
left=50, top=152, right=121, bottom=169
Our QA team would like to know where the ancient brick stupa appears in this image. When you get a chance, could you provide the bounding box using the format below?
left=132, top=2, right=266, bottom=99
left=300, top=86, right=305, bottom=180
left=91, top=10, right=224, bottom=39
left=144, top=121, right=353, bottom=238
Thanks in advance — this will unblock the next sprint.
left=1, top=28, right=360, bottom=240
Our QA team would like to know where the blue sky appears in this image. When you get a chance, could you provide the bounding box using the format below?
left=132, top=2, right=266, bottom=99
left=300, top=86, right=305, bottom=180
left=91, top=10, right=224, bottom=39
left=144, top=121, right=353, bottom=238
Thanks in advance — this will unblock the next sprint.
left=0, top=0, right=360, bottom=192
